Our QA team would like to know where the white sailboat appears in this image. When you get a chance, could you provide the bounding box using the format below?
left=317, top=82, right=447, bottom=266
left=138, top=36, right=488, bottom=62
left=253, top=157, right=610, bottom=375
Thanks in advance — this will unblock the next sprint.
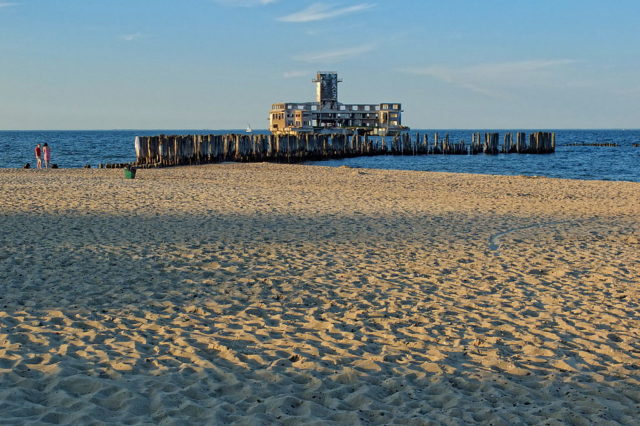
left=246, top=123, right=253, bottom=133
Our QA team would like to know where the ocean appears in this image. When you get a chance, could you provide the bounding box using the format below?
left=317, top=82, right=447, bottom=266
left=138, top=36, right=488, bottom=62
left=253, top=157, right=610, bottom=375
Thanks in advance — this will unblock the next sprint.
left=1, top=129, right=638, bottom=182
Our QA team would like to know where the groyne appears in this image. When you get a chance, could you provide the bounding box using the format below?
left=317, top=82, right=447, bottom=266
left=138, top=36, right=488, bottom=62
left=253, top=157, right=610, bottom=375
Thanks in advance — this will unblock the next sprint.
left=132, top=132, right=555, bottom=168
left=566, top=142, right=619, bottom=147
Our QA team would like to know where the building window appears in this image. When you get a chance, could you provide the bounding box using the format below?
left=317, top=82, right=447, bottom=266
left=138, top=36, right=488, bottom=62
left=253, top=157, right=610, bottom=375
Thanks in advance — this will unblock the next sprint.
left=364, top=105, right=370, bottom=111
left=393, top=104, right=400, bottom=109
left=339, top=105, right=346, bottom=110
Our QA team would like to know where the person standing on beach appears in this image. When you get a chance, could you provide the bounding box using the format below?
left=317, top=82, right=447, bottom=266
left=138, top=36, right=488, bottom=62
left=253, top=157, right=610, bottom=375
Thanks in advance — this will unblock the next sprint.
left=34, top=144, right=42, bottom=169
left=43, top=143, right=51, bottom=168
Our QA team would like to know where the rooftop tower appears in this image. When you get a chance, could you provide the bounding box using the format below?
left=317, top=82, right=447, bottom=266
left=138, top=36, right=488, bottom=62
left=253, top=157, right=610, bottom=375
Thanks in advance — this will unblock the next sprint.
left=313, top=72, right=342, bottom=110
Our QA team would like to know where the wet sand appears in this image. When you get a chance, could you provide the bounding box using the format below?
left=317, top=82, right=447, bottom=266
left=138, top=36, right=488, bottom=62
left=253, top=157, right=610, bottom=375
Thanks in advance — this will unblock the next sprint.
left=0, top=163, right=639, bottom=424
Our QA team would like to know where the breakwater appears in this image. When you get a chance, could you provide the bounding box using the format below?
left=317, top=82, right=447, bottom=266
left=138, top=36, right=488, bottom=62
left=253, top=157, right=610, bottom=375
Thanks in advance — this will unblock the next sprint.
left=131, top=132, right=555, bottom=167
left=133, top=132, right=555, bottom=168
left=566, top=142, right=619, bottom=147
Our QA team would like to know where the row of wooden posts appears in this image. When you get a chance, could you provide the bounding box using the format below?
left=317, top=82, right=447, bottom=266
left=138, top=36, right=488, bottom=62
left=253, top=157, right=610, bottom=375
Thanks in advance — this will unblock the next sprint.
left=133, top=132, right=556, bottom=168
left=565, top=142, right=618, bottom=147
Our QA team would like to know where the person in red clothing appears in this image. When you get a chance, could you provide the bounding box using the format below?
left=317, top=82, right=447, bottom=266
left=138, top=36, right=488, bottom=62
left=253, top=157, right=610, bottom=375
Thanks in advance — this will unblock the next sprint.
left=34, top=144, right=42, bottom=169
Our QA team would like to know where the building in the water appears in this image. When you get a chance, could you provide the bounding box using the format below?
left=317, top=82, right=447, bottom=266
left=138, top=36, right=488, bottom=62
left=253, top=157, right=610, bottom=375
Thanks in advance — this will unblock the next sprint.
left=269, top=72, right=407, bottom=135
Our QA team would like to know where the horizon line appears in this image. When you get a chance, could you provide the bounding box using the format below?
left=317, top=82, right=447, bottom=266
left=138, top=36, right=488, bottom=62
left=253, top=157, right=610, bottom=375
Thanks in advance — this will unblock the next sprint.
left=1, top=128, right=639, bottom=132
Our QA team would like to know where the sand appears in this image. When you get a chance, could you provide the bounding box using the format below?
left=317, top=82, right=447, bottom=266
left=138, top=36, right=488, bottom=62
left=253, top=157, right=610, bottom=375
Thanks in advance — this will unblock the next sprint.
left=0, top=163, right=638, bottom=424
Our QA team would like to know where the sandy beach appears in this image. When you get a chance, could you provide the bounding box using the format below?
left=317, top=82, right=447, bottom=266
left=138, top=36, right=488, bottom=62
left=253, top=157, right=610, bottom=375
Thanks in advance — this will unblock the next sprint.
left=0, top=163, right=638, bottom=424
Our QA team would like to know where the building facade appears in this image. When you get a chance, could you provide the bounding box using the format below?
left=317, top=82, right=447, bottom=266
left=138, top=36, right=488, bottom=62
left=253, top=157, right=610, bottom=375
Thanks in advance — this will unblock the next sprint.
left=269, top=72, right=406, bottom=135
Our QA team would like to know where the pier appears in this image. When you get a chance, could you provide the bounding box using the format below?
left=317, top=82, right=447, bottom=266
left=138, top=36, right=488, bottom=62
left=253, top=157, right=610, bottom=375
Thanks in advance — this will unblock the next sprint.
left=132, top=132, right=555, bottom=168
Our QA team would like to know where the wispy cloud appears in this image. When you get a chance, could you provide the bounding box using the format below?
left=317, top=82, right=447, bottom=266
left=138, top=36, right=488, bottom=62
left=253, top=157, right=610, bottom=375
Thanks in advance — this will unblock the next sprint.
left=216, top=0, right=277, bottom=7
left=295, top=44, right=375, bottom=63
left=305, top=21, right=365, bottom=36
left=0, top=2, right=18, bottom=8
left=119, top=33, right=143, bottom=42
left=279, top=2, right=374, bottom=23
left=401, top=59, right=575, bottom=98
left=283, top=70, right=309, bottom=79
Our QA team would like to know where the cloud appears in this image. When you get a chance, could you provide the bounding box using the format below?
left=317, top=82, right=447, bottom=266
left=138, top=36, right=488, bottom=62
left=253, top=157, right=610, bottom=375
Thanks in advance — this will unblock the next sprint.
left=283, top=70, right=309, bottom=79
left=294, top=44, right=375, bottom=63
left=119, top=33, right=143, bottom=42
left=279, top=2, right=374, bottom=23
left=216, top=0, right=277, bottom=7
left=0, top=2, right=18, bottom=7
left=304, top=21, right=366, bottom=36
left=401, top=59, right=575, bottom=98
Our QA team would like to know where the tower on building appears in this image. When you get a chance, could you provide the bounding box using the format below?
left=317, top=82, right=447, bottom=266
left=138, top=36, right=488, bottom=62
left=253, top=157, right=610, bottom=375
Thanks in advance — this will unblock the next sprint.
left=313, top=72, right=342, bottom=110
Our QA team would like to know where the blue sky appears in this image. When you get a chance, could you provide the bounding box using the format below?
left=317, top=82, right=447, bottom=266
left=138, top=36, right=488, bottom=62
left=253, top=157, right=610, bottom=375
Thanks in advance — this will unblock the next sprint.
left=1, top=0, right=638, bottom=129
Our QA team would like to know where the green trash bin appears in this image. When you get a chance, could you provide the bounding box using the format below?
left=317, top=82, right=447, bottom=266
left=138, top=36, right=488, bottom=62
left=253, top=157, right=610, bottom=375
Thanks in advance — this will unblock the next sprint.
left=124, top=167, right=136, bottom=179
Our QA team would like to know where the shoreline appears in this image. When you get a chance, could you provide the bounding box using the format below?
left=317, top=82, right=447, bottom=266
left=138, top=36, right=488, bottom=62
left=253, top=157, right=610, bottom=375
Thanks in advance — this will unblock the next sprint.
left=4, top=162, right=640, bottom=185
left=1, top=163, right=638, bottom=423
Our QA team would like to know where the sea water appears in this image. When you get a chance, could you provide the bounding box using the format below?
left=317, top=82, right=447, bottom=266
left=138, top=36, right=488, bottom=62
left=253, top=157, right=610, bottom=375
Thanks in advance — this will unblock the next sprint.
left=0, top=129, right=638, bottom=182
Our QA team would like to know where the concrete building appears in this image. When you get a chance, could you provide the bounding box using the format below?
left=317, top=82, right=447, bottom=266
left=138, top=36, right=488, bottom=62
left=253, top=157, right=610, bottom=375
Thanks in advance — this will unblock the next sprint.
left=269, top=72, right=407, bottom=135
